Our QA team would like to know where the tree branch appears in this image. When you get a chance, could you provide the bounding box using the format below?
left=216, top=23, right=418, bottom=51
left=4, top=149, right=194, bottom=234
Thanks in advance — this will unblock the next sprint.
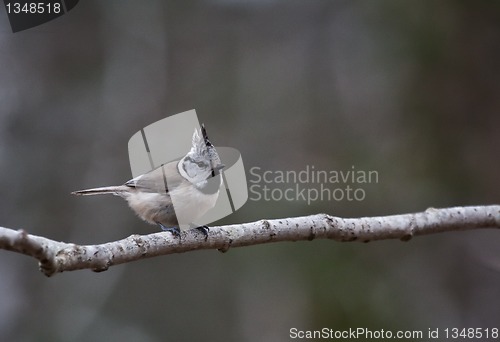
left=1, top=205, right=499, bottom=277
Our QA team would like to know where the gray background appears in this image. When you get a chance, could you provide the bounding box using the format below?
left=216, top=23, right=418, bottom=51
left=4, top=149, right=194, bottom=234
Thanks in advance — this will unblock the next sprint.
left=0, top=1, right=499, bottom=341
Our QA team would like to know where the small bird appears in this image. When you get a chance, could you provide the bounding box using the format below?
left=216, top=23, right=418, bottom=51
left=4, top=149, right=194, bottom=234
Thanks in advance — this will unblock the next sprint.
left=72, top=124, right=224, bottom=236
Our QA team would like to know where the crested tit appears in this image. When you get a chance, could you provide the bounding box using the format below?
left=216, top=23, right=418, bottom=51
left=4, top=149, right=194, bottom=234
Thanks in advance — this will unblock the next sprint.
left=72, top=125, right=224, bottom=235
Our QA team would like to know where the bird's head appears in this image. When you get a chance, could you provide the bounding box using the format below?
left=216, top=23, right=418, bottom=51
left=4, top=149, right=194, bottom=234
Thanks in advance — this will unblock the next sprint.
left=179, top=125, right=224, bottom=184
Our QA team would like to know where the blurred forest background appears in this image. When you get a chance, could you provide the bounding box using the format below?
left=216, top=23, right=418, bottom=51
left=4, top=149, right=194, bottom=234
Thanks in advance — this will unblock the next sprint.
left=1, top=1, right=499, bottom=341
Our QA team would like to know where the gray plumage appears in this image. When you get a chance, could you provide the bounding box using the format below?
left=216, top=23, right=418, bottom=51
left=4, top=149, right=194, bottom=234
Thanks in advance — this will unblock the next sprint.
left=72, top=125, right=224, bottom=232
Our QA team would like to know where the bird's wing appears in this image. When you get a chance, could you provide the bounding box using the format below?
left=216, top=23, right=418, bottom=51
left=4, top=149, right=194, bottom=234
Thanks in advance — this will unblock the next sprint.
left=125, top=161, right=184, bottom=194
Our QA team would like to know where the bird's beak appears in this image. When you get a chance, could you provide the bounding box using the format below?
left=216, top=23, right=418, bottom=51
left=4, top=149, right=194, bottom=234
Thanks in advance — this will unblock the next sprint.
left=212, top=163, right=225, bottom=176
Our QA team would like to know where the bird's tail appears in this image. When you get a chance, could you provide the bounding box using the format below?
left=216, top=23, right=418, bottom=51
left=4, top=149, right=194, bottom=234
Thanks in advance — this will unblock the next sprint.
left=71, top=185, right=129, bottom=196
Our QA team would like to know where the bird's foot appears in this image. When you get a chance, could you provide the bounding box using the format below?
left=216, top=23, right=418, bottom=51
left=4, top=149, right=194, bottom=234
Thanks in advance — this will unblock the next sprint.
left=195, top=225, right=210, bottom=240
left=157, top=222, right=180, bottom=237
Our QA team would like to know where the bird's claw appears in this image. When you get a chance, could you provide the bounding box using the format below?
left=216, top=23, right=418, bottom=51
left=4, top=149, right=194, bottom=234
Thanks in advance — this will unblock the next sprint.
left=157, top=222, right=180, bottom=237
left=195, top=225, right=210, bottom=239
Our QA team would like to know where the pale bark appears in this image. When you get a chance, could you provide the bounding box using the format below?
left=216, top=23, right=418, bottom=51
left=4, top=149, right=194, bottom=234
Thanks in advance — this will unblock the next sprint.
left=0, top=205, right=498, bottom=277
